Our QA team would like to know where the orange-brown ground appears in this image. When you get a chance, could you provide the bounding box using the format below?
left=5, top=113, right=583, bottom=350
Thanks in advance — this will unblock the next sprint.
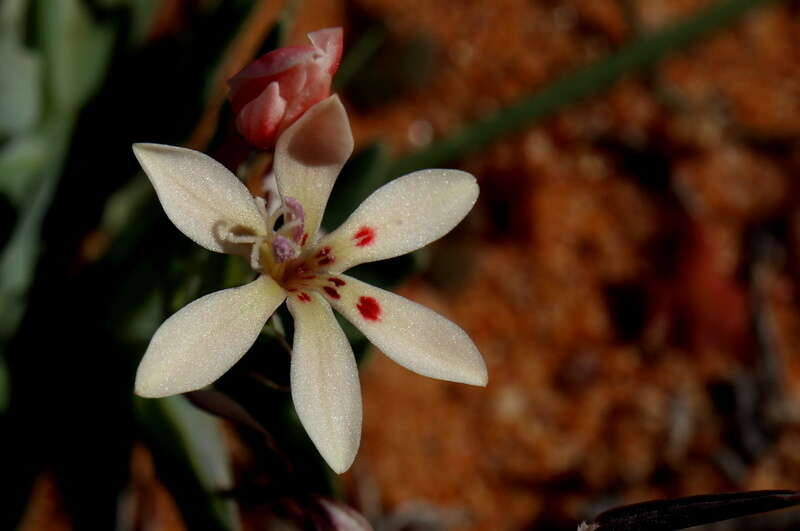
left=317, top=1, right=800, bottom=529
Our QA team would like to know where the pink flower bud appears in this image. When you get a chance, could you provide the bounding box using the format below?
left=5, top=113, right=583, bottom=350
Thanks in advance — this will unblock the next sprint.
left=228, top=28, right=344, bottom=149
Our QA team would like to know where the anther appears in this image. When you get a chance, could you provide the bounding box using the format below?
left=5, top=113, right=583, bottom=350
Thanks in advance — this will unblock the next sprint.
left=273, top=235, right=300, bottom=263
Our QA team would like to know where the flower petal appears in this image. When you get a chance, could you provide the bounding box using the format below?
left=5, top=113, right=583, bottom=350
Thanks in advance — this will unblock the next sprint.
left=227, top=47, right=314, bottom=113
left=308, top=27, right=344, bottom=75
left=322, top=275, right=487, bottom=386
left=235, top=81, right=287, bottom=149
left=318, top=169, right=479, bottom=272
left=135, top=276, right=286, bottom=397
left=274, top=95, right=353, bottom=244
left=133, top=143, right=266, bottom=252
left=287, top=292, right=361, bottom=473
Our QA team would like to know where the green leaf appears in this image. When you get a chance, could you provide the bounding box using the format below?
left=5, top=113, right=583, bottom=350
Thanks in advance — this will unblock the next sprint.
left=0, top=132, right=48, bottom=204
left=0, top=0, right=32, bottom=37
left=135, top=395, right=241, bottom=531
left=0, top=116, right=72, bottom=345
left=388, top=0, right=786, bottom=176
left=0, top=41, right=42, bottom=135
left=38, top=0, right=115, bottom=111
left=101, top=174, right=154, bottom=238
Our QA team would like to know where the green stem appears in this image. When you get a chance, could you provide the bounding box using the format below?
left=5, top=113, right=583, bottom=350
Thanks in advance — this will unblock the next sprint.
left=388, top=0, right=783, bottom=177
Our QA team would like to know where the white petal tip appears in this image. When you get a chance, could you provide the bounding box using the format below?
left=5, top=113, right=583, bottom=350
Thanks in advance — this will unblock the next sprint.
left=306, top=421, right=359, bottom=475
left=327, top=451, right=356, bottom=475
left=465, top=369, right=489, bottom=387
left=131, top=142, right=163, bottom=158
left=134, top=366, right=196, bottom=398
left=134, top=374, right=174, bottom=399
left=445, top=358, right=488, bottom=387
left=131, top=142, right=267, bottom=252
left=448, top=169, right=480, bottom=205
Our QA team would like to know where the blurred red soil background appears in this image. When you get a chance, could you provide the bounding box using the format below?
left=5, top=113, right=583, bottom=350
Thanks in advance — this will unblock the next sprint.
left=20, top=0, right=800, bottom=529
left=340, top=1, right=800, bottom=529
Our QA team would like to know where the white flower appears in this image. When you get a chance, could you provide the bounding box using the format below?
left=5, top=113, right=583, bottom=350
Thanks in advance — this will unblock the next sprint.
left=132, top=95, right=487, bottom=473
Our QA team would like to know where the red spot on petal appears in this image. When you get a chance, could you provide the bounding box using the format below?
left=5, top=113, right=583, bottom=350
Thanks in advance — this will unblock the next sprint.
left=323, top=286, right=340, bottom=299
left=317, top=257, right=334, bottom=266
left=298, top=292, right=311, bottom=302
left=315, top=247, right=332, bottom=258
left=353, top=226, right=375, bottom=247
left=328, top=277, right=346, bottom=287
left=301, top=233, right=308, bottom=246
left=357, top=296, right=381, bottom=321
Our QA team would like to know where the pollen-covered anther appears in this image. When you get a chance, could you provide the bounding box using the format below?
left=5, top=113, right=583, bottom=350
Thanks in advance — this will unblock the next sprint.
left=273, top=235, right=300, bottom=262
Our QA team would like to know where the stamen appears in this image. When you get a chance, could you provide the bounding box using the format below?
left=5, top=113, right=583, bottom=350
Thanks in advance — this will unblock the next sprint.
left=224, top=233, right=260, bottom=244
left=265, top=206, right=285, bottom=234
left=280, top=218, right=304, bottom=240
left=282, top=197, right=306, bottom=243
left=250, top=236, right=265, bottom=270
left=255, top=196, right=270, bottom=224
left=219, top=222, right=260, bottom=244
left=284, top=197, right=305, bottom=222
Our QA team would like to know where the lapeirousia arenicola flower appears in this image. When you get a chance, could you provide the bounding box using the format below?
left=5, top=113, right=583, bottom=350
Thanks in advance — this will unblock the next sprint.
left=132, top=95, right=487, bottom=473
left=227, top=27, right=343, bottom=149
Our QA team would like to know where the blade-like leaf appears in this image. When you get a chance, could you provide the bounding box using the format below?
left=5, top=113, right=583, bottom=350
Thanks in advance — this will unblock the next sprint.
left=584, top=490, right=800, bottom=531
left=0, top=117, right=72, bottom=346
left=0, top=41, right=42, bottom=134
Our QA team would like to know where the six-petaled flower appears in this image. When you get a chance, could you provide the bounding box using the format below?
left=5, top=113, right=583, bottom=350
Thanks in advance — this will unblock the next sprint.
left=133, top=95, right=487, bottom=473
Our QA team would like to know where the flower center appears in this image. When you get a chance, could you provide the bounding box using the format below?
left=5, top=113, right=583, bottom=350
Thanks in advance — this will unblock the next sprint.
left=220, top=195, right=336, bottom=292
